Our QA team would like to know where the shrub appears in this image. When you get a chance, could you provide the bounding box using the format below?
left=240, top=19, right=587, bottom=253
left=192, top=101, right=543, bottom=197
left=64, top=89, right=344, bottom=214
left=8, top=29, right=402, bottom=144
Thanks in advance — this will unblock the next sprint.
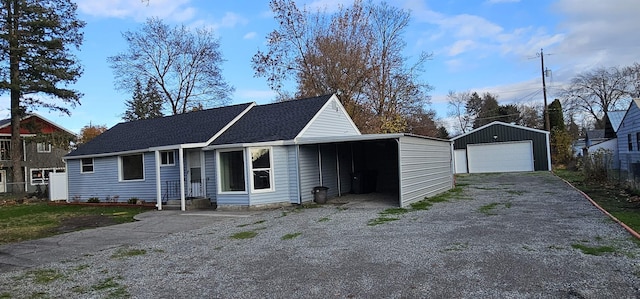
left=87, top=197, right=100, bottom=203
left=579, top=149, right=612, bottom=183
left=127, top=197, right=139, bottom=204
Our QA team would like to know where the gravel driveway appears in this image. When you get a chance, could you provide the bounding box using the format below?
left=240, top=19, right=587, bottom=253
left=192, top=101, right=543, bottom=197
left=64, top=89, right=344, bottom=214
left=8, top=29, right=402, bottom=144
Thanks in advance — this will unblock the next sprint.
left=1, top=172, right=639, bottom=298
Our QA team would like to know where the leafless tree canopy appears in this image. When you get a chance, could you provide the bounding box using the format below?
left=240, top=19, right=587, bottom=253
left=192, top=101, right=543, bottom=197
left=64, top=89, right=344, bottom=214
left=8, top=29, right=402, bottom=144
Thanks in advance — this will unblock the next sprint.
left=108, top=18, right=233, bottom=115
left=561, top=66, right=632, bottom=128
left=253, top=0, right=433, bottom=134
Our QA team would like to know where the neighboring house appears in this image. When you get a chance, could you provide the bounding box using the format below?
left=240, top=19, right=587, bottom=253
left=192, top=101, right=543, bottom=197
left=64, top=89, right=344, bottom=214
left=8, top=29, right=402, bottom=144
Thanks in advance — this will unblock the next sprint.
left=616, top=99, right=640, bottom=175
left=451, top=121, right=551, bottom=174
left=0, top=114, right=75, bottom=194
left=573, top=111, right=624, bottom=163
left=64, top=94, right=454, bottom=210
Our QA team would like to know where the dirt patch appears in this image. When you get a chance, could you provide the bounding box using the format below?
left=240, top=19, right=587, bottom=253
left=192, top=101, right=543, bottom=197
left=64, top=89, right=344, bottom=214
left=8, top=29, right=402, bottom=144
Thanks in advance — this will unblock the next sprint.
left=54, top=215, right=119, bottom=233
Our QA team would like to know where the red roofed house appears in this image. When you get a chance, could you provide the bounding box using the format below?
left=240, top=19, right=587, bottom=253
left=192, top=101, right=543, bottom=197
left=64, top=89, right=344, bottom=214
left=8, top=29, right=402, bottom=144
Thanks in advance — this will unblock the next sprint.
left=0, top=113, right=75, bottom=194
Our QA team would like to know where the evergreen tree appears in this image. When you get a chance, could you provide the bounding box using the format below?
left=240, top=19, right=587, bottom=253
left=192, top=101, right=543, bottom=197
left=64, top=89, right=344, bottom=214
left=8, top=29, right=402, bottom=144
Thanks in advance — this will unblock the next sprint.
left=0, top=0, right=85, bottom=193
left=123, top=78, right=164, bottom=121
left=548, top=99, right=565, bottom=131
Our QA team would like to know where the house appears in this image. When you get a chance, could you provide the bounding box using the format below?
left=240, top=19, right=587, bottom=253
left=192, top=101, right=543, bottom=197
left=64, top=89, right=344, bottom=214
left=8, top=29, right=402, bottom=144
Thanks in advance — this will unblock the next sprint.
left=616, top=99, right=640, bottom=175
left=451, top=121, right=551, bottom=174
left=64, top=94, right=454, bottom=210
left=0, top=113, right=75, bottom=194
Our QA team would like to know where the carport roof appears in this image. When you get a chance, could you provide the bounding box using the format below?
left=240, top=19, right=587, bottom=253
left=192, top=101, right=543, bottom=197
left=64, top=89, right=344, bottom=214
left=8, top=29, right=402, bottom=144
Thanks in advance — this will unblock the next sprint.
left=293, top=133, right=451, bottom=145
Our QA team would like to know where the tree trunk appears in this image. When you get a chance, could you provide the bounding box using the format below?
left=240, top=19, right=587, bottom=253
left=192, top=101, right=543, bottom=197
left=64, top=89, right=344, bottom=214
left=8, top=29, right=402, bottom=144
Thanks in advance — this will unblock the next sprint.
left=8, top=0, right=24, bottom=194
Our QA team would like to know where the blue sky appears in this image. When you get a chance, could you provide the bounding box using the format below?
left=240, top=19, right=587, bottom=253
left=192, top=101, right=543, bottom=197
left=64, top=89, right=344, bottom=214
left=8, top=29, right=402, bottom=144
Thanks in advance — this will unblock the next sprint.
left=2, top=0, right=639, bottom=135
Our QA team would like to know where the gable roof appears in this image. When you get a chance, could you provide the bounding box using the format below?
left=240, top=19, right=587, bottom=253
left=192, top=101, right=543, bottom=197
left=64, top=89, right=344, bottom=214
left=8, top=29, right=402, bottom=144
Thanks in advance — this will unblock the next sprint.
left=586, top=129, right=605, bottom=140
left=66, top=103, right=253, bottom=157
left=211, top=94, right=333, bottom=146
left=0, top=113, right=76, bottom=136
left=450, top=121, right=548, bottom=141
left=606, top=110, right=625, bottom=133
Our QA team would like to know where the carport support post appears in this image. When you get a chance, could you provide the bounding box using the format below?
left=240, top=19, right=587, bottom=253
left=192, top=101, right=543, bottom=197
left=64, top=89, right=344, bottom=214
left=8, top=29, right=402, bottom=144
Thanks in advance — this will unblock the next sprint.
left=155, top=150, right=162, bottom=210
left=179, top=147, right=186, bottom=211
left=317, top=145, right=323, bottom=186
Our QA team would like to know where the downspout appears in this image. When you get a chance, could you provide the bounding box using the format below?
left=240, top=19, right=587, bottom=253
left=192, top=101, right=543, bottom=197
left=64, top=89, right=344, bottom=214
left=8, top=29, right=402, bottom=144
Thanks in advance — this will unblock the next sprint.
left=296, top=145, right=302, bottom=204
left=155, top=150, right=162, bottom=210
left=179, top=147, right=186, bottom=211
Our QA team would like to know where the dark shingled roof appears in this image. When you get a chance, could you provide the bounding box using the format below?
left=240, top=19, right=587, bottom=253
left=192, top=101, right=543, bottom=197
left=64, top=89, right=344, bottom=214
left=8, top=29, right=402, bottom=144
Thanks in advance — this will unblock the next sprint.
left=0, top=117, right=10, bottom=128
left=66, top=103, right=252, bottom=157
left=212, top=94, right=332, bottom=145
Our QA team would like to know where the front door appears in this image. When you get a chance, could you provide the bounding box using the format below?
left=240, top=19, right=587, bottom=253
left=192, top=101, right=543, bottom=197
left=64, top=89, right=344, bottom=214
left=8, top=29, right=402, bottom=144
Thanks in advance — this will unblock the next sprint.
left=0, top=170, right=6, bottom=193
left=187, top=151, right=203, bottom=197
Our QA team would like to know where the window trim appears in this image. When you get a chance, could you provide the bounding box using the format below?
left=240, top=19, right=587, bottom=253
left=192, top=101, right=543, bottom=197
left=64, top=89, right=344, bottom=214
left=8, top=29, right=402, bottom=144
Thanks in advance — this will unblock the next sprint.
left=160, top=150, right=175, bottom=166
left=119, top=153, right=145, bottom=182
left=249, top=147, right=274, bottom=193
left=36, top=142, right=51, bottom=153
left=30, top=167, right=65, bottom=186
left=217, top=148, right=247, bottom=194
left=81, top=158, right=94, bottom=173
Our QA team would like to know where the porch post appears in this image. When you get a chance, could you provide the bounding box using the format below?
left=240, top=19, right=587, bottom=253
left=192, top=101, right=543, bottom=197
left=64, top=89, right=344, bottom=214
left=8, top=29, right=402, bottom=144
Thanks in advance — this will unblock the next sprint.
left=155, top=150, right=162, bottom=210
left=179, top=147, right=186, bottom=211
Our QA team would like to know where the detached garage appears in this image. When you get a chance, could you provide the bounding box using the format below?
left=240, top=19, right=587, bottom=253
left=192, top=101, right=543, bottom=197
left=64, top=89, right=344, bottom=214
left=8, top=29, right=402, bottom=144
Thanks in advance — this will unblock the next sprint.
left=452, top=122, right=551, bottom=173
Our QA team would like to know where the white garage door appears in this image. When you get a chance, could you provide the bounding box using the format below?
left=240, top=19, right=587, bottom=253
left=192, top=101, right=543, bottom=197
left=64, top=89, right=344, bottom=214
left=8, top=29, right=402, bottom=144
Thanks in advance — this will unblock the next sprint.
left=467, top=141, right=534, bottom=173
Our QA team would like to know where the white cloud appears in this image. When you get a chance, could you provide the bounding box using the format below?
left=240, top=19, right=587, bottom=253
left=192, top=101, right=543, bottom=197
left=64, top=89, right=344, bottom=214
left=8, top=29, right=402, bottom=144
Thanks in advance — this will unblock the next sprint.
left=75, top=0, right=196, bottom=22
left=243, top=32, right=257, bottom=39
left=552, top=0, right=640, bottom=71
left=448, top=40, right=475, bottom=56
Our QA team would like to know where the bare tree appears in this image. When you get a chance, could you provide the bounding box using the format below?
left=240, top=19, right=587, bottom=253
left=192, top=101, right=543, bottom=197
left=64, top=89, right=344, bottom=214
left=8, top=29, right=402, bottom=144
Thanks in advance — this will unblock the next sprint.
left=562, top=66, right=630, bottom=128
left=109, top=17, right=233, bottom=115
left=252, top=0, right=432, bottom=133
left=447, top=90, right=473, bottom=134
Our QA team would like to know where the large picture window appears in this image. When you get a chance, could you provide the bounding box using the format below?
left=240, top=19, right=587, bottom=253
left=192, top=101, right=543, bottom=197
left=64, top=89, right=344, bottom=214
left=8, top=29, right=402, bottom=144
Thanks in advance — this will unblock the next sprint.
left=120, top=154, right=144, bottom=181
left=81, top=158, right=94, bottom=173
left=251, top=148, right=272, bottom=191
left=219, top=150, right=245, bottom=192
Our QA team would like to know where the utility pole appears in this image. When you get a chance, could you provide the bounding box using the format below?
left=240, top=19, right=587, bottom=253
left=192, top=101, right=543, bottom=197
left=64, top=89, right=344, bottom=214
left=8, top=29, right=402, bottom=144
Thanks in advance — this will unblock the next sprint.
left=539, top=48, right=550, bottom=131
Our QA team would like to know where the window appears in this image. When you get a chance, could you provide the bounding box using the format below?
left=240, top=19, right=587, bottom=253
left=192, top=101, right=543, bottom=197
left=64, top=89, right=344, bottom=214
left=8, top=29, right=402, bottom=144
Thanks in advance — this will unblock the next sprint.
left=0, top=138, right=9, bottom=161
left=160, top=151, right=175, bottom=166
left=30, top=168, right=64, bottom=185
left=629, top=134, right=633, bottom=151
left=250, top=148, right=272, bottom=191
left=81, top=158, right=94, bottom=173
left=219, top=150, right=245, bottom=192
left=636, top=133, right=640, bottom=151
left=120, top=154, right=144, bottom=181
left=36, top=142, right=51, bottom=153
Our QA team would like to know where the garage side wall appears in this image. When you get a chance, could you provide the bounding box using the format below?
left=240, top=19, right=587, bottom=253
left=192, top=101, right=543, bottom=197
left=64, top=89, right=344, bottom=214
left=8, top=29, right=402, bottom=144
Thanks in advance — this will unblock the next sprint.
left=399, top=137, right=453, bottom=207
left=453, top=124, right=550, bottom=171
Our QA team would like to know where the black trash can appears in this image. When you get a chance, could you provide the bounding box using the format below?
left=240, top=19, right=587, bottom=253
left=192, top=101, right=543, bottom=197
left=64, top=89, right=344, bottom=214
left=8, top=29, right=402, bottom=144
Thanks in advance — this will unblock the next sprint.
left=312, top=186, right=329, bottom=204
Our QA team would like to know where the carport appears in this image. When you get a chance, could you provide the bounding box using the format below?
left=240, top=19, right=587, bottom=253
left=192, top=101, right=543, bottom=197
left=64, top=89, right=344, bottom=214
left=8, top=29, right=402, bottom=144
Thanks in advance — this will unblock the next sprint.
left=295, top=134, right=453, bottom=207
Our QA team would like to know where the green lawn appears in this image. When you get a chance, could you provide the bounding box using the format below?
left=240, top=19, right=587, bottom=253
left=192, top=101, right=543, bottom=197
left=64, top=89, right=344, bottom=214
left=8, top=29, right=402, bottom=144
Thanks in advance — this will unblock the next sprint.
left=0, top=202, right=149, bottom=245
left=555, top=169, right=640, bottom=234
